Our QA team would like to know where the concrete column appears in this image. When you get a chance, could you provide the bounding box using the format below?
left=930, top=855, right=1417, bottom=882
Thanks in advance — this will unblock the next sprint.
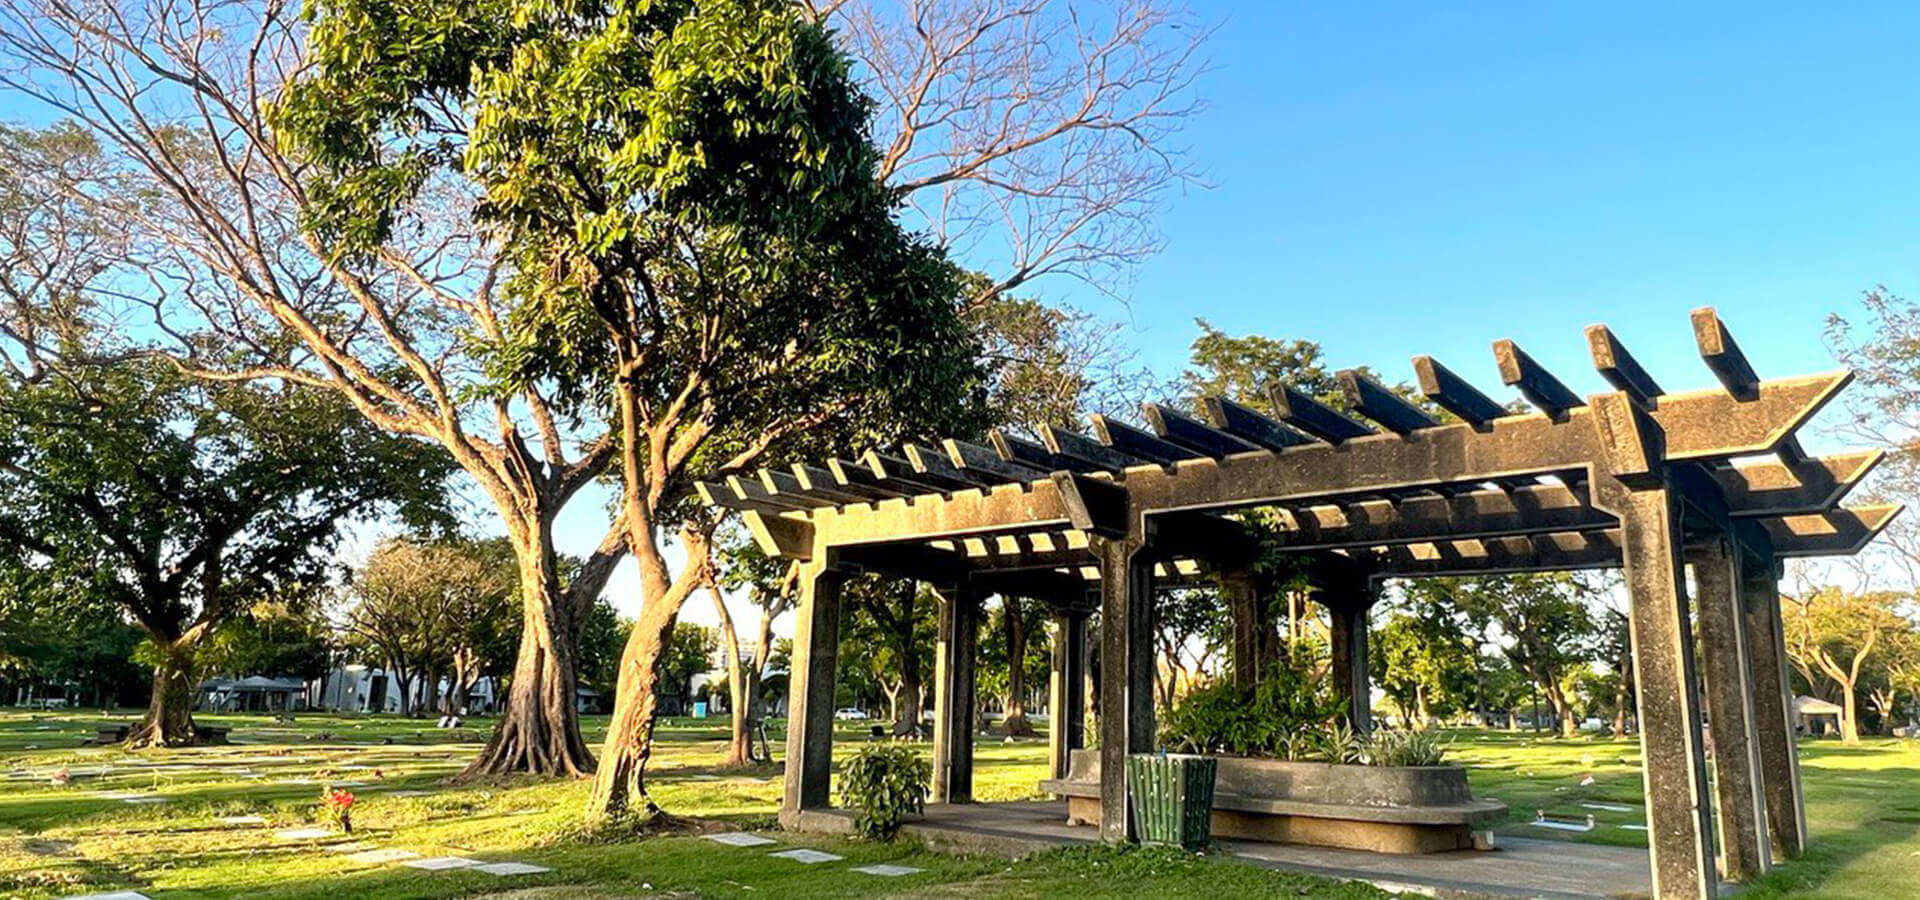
left=1224, top=567, right=1261, bottom=689
left=780, top=560, right=846, bottom=817
left=1618, top=487, right=1719, bottom=900
left=1048, top=607, right=1090, bottom=781
left=1096, top=534, right=1155, bottom=842
left=1694, top=538, right=1770, bottom=880
left=1318, top=580, right=1377, bottom=734
left=1740, top=553, right=1806, bottom=859
left=931, top=584, right=980, bottom=803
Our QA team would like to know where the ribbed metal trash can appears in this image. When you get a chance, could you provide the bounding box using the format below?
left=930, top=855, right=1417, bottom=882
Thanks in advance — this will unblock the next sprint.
left=1125, top=753, right=1217, bottom=850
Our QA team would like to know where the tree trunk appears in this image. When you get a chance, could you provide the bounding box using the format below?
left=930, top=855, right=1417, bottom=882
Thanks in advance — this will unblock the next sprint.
left=1547, top=681, right=1577, bottom=738
left=1841, top=683, right=1862, bottom=744
left=459, top=524, right=596, bottom=780
left=1612, top=650, right=1633, bottom=740
left=708, top=582, right=753, bottom=769
left=127, top=639, right=197, bottom=748
left=1002, top=598, right=1035, bottom=736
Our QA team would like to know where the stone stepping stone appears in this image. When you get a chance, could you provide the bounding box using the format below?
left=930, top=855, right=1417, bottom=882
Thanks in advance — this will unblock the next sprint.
left=705, top=832, right=776, bottom=847
left=1580, top=802, right=1633, bottom=812
left=345, top=848, right=420, bottom=864
left=61, top=892, right=152, bottom=900
left=403, top=856, right=482, bottom=870
left=769, top=849, right=843, bottom=864
left=275, top=828, right=336, bottom=840
left=323, top=842, right=375, bottom=853
left=851, top=864, right=922, bottom=877
left=475, top=862, right=552, bottom=875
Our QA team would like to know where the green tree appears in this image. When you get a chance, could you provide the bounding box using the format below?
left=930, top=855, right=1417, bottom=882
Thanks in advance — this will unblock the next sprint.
left=713, top=530, right=799, bottom=766
left=1411, top=573, right=1598, bottom=738
left=1783, top=586, right=1910, bottom=744
left=0, top=360, right=449, bottom=745
left=1371, top=604, right=1476, bottom=729
left=841, top=578, right=940, bottom=736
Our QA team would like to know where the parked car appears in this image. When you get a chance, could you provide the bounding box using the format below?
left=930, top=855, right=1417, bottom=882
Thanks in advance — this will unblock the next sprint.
left=834, top=707, right=867, bottom=720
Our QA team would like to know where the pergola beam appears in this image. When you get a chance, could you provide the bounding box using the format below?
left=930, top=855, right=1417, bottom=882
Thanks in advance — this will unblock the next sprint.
left=1269, top=383, right=1375, bottom=444
left=1145, top=403, right=1262, bottom=458
left=1413, top=355, right=1506, bottom=429
left=1587, top=324, right=1665, bottom=407
left=1340, top=369, right=1438, bottom=435
left=1693, top=306, right=1761, bottom=400
left=1495, top=338, right=1585, bottom=419
left=1200, top=396, right=1314, bottom=451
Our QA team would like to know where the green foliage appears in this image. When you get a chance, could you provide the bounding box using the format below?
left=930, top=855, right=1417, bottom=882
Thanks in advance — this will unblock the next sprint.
left=1371, top=607, right=1477, bottom=727
left=838, top=741, right=931, bottom=841
left=1363, top=728, right=1450, bottom=767
left=1160, top=660, right=1342, bottom=758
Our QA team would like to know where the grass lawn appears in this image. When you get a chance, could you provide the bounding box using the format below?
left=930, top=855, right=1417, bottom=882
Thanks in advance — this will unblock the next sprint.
left=0, top=711, right=1915, bottom=899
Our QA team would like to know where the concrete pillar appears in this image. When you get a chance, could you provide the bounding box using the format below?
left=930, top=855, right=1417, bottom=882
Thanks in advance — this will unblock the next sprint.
left=1740, top=553, right=1806, bottom=858
left=780, top=560, right=846, bottom=817
left=1694, top=538, right=1770, bottom=880
left=1048, top=607, right=1090, bottom=781
left=1318, top=580, right=1377, bottom=734
left=1224, top=567, right=1261, bottom=689
left=1096, top=534, right=1155, bottom=842
left=1618, top=487, right=1719, bottom=900
left=931, top=584, right=980, bottom=803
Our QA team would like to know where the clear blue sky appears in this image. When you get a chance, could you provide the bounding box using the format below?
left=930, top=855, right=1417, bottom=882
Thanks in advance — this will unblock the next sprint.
left=1109, top=2, right=1919, bottom=400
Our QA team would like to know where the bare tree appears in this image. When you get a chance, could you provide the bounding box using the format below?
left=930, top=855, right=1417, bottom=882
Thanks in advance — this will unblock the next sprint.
left=0, top=0, right=623, bottom=776
left=804, top=0, right=1208, bottom=304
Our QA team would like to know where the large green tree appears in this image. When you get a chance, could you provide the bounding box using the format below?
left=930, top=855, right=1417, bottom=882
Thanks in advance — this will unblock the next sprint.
left=1411, top=573, right=1599, bottom=738
left=0, top=359, right=449, bottom=745
left=276, top=0, right=984, bottom=818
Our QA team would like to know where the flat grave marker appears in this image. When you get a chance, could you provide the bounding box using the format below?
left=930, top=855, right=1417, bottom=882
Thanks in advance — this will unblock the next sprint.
left=345, top=848, right=421, bottom=864
left=705, top=832, right=776, bottom=847
left=851, top=864, right=923, bottom=876
left=769, top=848, right=843, bottom=864
left=475, top=862, right=552, bottom=875
left=403, top=856, right=482, bottom=870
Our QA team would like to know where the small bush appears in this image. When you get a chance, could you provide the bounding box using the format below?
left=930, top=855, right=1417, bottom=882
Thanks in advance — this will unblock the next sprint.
left=839, top=742, right=930, bottom=840
left=1160, top=657, right=1343, bottom=757
left=1364, top=728, right=1450, bottom=767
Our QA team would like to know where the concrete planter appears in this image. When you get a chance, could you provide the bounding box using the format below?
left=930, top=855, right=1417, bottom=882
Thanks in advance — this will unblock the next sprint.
left=1040, top=749, right=1507, bottom=854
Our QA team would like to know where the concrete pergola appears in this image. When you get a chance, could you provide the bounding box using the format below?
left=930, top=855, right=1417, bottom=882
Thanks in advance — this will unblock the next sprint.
left=701, top=308, right=1895, bottom=900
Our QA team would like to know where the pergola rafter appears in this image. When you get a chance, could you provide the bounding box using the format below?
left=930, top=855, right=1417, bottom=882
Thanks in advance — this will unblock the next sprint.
left=710, top=307, right=1897, bottom=900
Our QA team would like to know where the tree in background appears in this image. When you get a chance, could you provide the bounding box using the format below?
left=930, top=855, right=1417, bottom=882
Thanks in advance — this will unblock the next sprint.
left=0, top=359, right=448, bottom=745
left=1784, top=586, right=1909, bottom=744
left=0, top=0, right=630, bottom=778
left=842, top=578, right=940, bottom=736
left=199, top=597, right=336, bottom=691
left=1371, top=604, right=1476, bottom=730
left=1413, top=574, right=1598, bottom=738
left=713, top=532, right=800, bottom=767
left=1153, top=586, right=1231, bottom=710
left=343, top=539, right=518, bottom=717
left=656, top=624, right=719, bottom=717
left=978, top=596, right=1050, bottom=735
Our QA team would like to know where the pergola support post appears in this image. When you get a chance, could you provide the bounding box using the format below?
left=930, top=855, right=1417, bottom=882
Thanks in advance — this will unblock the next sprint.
left=779, top=558, right=846, bottom=821
left=1319, top=579, right=1377, bottom=734
left=1695, top=537, right=1770, bottom=880
left=1741, top=551, right=1807, bottom=858
left=1617, top=485, right=1719, bottom=900
left=1096, top=531, right=1155, bottom=842
left=1048, top=606, right=1090, bottom=781
left=932, top=583, right=981, bottom=804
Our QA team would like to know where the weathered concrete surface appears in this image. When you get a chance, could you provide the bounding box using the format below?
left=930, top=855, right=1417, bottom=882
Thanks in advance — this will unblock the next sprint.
left=1742, top=553, right=1807, bottom=859
left=1695, top=538, right=1771, bottom=880
left=1319, top=582, right=1376, bottom=733
left=1047, top=609, right=1088, bottom=781
left=931, top=585, right=979, bottom=803
left=1095, top=533, right=1155, bottom=842
left=780, top=562, right=844, bottom=814
left=788, top=801, right=1655, bottom=900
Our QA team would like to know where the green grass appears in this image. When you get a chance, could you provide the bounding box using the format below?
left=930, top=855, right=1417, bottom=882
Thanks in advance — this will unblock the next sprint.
left=4, top=712, right=1920, bottom=898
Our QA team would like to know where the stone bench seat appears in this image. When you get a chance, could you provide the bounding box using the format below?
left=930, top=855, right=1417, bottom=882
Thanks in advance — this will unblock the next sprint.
left=1041, top=749, right=1507, bottom=853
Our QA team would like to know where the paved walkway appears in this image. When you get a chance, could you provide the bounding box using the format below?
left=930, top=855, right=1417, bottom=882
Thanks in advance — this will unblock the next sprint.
left=796, top=801, right=1655, bottom=899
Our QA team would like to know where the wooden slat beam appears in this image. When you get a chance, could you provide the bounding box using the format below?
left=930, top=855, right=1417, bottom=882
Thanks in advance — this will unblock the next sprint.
left=1413, top=355, right=1507, bottom=429
left=946, top=438, right=1051, bottom=483
left=1587, top=324, right=1665, bottom=407
left=905, top=442, right=1000, bottom=487
left=1692, top=307, right=1760, bottom=400
left=1717, top=450, right=1884, bottom=517
left=730, top=473, right=831, bottom=510
left=1144, top=403, right=1260, bottom=458
left=697, top=480, right=776, bottom=514
left=1494, top=339, right=1585, bottom=419
left=1270, top=483, right=1613, bottom=551
left=1051, top=471, right=1130, bottom=538
left=792, top=463, right=901, bottom=502
left=849, top=453, right=955, bottom=494
left=988, top=430, right=1082, bottom=473
left=1268, top=384, right=1376, bottom=444
left=1092, top=414, right=1206, bottom=465
left=761, top=467, right=865, bottom=506
left=1042, top=425, right=1146, bottom=473
left=1200, top=396, right=1313, bottom=451
left=1339, top=370, right=1439, bottom=436
left=1766, top=504, right=1903, bottom=557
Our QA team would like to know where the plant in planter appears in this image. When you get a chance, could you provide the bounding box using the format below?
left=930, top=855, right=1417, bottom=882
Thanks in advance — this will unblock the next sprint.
left=1161, top=658, right=1344, bottom=758
left=1364, top=728, right=1450, bottom=767
left=839, top=742, right=931, bottom=840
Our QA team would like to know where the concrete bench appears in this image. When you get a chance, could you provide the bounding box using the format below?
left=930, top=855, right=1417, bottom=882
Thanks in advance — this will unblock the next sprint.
left=1040, top=748, right=1506, bottom=853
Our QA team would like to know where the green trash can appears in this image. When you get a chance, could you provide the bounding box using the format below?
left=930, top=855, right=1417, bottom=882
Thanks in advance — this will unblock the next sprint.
left=1125, top=753, right=1218, bottom=850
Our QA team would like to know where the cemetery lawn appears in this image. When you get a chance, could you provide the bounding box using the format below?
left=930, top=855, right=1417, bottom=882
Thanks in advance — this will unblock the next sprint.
left=0, top=713, right=1915, bottom=899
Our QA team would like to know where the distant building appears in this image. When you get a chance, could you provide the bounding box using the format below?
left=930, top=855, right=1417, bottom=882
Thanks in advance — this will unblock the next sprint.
left=197, top=676, right=309, bottom=712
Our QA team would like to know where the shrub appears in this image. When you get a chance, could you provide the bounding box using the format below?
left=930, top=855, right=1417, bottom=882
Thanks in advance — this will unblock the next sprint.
left=1160, top=657, right=1343, bottom=757
left=1364, top=728, right=1450, bottom=767
left=839, top=742, right=930, bottom=840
